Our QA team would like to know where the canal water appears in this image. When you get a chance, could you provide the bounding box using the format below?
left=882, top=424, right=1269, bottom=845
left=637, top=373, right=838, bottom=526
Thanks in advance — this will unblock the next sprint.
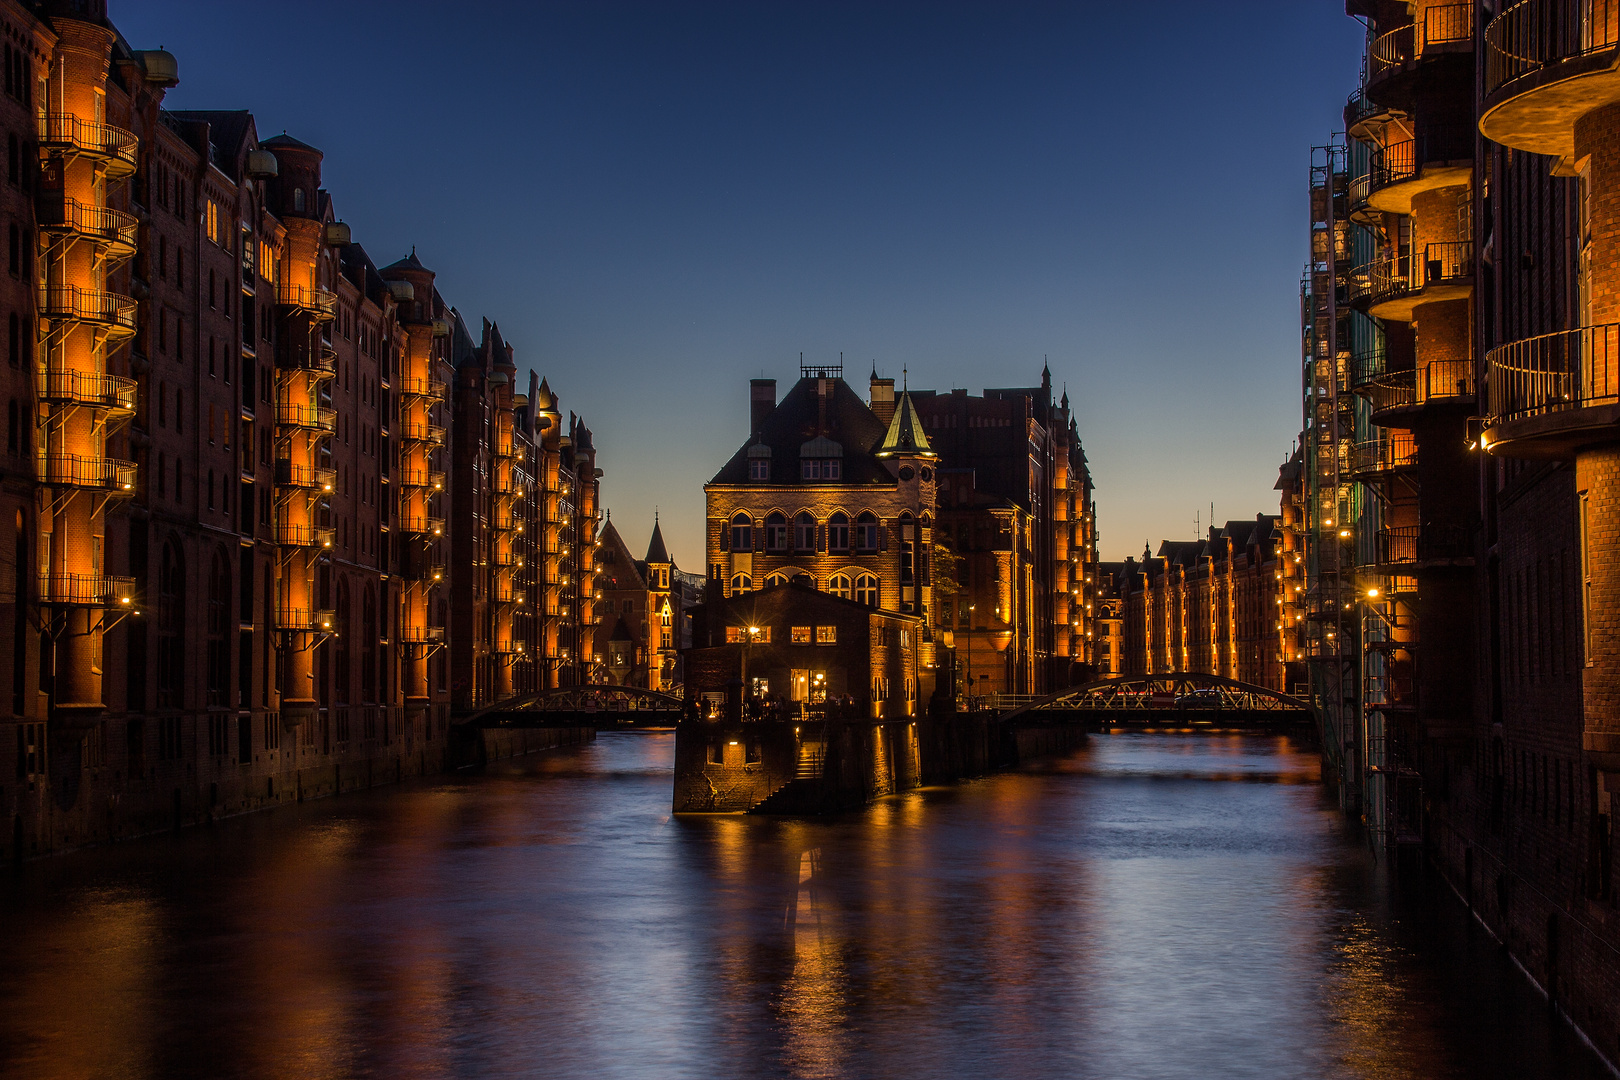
left=0, top=732, right=1611, bottom=1080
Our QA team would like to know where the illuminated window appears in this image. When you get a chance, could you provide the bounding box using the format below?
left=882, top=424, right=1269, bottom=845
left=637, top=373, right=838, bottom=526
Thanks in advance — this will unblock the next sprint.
left=828, top=574, right=851, bottom=599
left=792, top=626, right=812, bottom=644
left=765, top=572, right=789, bottom=588
left=795, top=511, right=815, bottom=552
left=855, top=574, right=878, bottom=607
left=729, top=573, right=752, bottom=594
left=730, top=513, right=752, bottom=551
left=828, top=512, right=849, bottom=552
left=816, top=625, right=837, bottom=644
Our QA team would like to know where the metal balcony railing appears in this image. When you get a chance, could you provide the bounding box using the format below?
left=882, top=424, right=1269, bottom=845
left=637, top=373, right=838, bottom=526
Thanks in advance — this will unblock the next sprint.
left=37, top=573, right=136, bottom=606
left=397, top=468, right=445, bottom=491
left=398, top=515, right=445, bottom=537
left=395, top=376, right=443, bottom=399
left=274, top=521, right=335, bottom=548
left=34, top=368, right=136, bottom=413
left=1486, top=321, right=1620, bottom=426
left=275, top=462, right=336, bottom=491
left=398, top=626, right=445, bottom=643
left=37, top=113, right=138, bottom=177
left=275, top=283, right=338, bottom=321
left=1352, top=433, right=1419, bottom=474
left=1487, top=0, right=1620, bottom=96
left=493, top=548, right=517, bottom=567
left=1376, top=526, right=1421, bottom=566
left=493, top=508, right=517, bottom=531
left=37, top=198, right=139, bottom=255
left=36, top=452, right=136, bottom=492
left=398, top=421, right=445, bottom=445
left=278, top=344, right=338, bottom=376
left=1368, top=6, right=1474, bottom=80
left=275, top=402, right=337, bottom=433
left=1369, top=23, right=1416, bottom=78
left=494, top=640, right=525, bottom=655
left=37, top=285, right=137, bottom=338
left=275, top=608, right=338, bottom=633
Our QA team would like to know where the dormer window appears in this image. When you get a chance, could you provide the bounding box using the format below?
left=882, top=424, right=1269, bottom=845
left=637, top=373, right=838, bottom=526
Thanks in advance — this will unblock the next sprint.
left=802, top=458, right=841, bottom=480
left=750, top=458, right=769, bottom=480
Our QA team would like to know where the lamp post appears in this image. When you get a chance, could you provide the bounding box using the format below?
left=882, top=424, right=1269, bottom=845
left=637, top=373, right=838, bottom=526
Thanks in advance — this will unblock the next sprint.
left=740, top=624, right=761, bottom=720
left=965, top=604, right=975, bottom=711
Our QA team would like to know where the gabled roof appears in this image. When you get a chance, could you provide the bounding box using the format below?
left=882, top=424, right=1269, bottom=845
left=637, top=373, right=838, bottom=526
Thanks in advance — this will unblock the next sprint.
left=595, top=520, right=647, bottom=591
left=708, top=376, right=892, bottom=486
left=875, top=391, right=935, bottom=458
left=259, top=131, right=321, bottom=154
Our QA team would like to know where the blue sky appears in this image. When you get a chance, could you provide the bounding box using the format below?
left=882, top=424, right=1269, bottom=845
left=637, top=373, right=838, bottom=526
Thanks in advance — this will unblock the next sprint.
left=120, top=1, right=1365, bottom=565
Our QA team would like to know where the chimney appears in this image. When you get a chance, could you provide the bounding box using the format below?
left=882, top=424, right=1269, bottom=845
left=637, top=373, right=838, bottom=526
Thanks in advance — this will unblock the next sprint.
left=750, top=379, right=776, bottom=437
left=870, top=373, right=896, bottom=426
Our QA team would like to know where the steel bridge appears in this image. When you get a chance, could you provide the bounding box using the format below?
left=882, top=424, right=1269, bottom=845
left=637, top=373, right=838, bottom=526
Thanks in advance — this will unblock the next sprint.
left=995, top=673, right=1312, bottom=729
left=463, top=684, right=685, bottom=726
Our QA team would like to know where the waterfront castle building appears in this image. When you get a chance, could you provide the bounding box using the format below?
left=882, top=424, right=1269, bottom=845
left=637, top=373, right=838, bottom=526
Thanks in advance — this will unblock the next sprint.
left=1299, top=0, right=1620, bottom=1062
left=0, top=0, right=601, bottom=857
left=697, top=361, right=1096, bottom=708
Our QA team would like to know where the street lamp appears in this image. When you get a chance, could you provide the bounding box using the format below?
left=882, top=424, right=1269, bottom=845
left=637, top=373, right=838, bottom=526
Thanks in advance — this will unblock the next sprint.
left=740, top=624, right=762, bottom=719
left=965, top=604, right=975, bottom=710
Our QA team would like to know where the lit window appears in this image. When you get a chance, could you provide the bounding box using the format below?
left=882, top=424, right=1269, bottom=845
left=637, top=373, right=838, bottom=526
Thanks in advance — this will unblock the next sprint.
left=855, top=574, right=878, bottom=607
left=828, top=574, right=851, bottom=599
left=765, top=512, right=788, bottom=551
left=792, top=626, right=812, bottom=644
left=730, top=574, right=752, bottom=594
left=730, top=514, right=752, bottom=551
left=816, top=625, right=837, bottom=644
left=795, top=511, right=815, bottom=551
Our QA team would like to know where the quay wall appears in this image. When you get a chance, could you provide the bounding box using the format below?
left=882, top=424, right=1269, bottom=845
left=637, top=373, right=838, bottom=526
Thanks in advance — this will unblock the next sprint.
left=4, top=719, right=593, bottom=860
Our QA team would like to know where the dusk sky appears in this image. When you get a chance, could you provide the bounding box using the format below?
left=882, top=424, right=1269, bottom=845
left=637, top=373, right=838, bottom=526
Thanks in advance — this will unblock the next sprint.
left=123, top=1, right=1364, bottom=567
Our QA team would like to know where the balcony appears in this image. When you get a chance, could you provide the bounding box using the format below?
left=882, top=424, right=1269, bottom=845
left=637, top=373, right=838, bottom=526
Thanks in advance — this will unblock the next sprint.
left=398, top=420, right=446, bottom=446
left=1376, top=526, right=1420, bottom=568
left=493, top=639, right=526, bottom=656
left=494, top=579, right=518, bottom=604
left=275, top=402, right=337, bottom=434
left=1365, top=134, right=1474, bottom=216
left=399, top=626, right=445, bottom=644
left=1351, top=433, right=1419, bottom=477
left=492, top=548, right=518, bottom=567
left=36, top=198, right=138, bottom=260
left=275, top=283, right=338, bottom=322
left=37, top=573, right=136, bottom=607
left=37, top=113, right=138, bottom=178
left=278, top=343, right=337, bottom=376
left=34, top=368, right=136, bottom=415
left=395, top=376, right=443, bottom=400
left=274, top=461, right=336, bottom=491
left=37, top=285, right=137, bottom=340
left=1483, top=0, right=1620, bottom=157
left=275, top=608, right=338, bottom=633
left=397, top=468, right=445, bottom=491
left=493, top=507, right=517, bottom=532
left=1353, top=242, right=1474, bottom=320
left=398, top=515, right=445, bottom=537
left=1365, top=5, right=1475, bottom=104
left=1483, top=321, right=1620, bottom=455
left=36, top=453, right=136, bottom=493
left=1367, top=361, right=1477, bottom=423
left=274, top=521, right=335, bottom=548
left=1345, top=89, right=1407, bottom=143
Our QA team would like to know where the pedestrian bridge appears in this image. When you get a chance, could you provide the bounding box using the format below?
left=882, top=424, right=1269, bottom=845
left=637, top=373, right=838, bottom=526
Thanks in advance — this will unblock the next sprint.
left=463, top=684, right=684, bottom=727
left=993, top=673, right=1311, bottom=729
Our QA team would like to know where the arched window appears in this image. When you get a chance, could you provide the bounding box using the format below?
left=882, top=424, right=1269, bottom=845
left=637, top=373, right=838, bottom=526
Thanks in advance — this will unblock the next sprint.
left=765, top=511, right=788, bottom=552
left=764, top=572, right=789, bottom=588
left=856, top=511, right=880, bottom=553
left=730, top=574, right=752, bottom=595
left=828, top=574, right=852, bottom=599
left=855, top=574, right=879, bottom=607
left=156, top=540, right=185, bottom=707
left=206, top=549, right=230, bottom=707
left=794, top=511, right=815, bottom=552
left=730, top=513, right=753, bottom=552
left=828, top=512, right=849, bottom=552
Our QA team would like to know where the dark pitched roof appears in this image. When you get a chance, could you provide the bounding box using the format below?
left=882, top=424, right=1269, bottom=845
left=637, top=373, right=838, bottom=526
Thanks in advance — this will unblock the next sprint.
left=260, top=131, right=321, bottom=154
left=708, top=376, right=892, bottom=486
left=381, top=249, right=428, bottom=273
left=646, top=519, right=670, bottom=564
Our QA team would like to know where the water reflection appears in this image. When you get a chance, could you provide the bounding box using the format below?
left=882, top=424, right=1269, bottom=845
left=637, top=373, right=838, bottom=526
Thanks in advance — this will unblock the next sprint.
left=0, top=732, right=1609, bottom=1079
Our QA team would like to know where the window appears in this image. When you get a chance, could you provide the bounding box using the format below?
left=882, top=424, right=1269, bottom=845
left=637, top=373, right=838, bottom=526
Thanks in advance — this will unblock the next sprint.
left=765, top=511, right=788, bottom=552
left=828, top=574, right=851, bottom=599
left=792, top=626, right=813, bottom=644
left=764, top=572, right=789, bottom=588
left=801, top=458, right=841, bottom=480
left=795, top=511, right=815, bottom=552
left=828, top=512, right=849, bottom=552
left=730, top=513, right=752, bottom=551
left=856, top=511, right=879, bottom=552
left=856, top=574, right=878, bottom=607
left=749, top=458, right=769, bottom=480
left=730, top=573, right=752, bottom=594
left=817, top=625, right=837, bottom=644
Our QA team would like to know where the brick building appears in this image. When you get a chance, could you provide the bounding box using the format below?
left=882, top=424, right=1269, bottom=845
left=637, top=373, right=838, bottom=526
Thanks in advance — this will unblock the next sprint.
left=0, top=0, right=601, bottom=858
left=1109, top=514, right=1289, bottom=692
left=1296, top=1, right=1620, bottom=1063
left=592, top=514, right=681, bottom=691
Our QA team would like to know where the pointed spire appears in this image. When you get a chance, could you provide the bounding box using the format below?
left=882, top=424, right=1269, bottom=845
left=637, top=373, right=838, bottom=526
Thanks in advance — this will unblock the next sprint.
left=646, top=517, right=670, bottom=564
left=875, top=389, right=936, bottom=459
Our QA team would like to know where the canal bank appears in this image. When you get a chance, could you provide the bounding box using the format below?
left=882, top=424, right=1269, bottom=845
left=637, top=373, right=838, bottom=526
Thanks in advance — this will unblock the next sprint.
left=6, top=721, right=593, bottom=861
